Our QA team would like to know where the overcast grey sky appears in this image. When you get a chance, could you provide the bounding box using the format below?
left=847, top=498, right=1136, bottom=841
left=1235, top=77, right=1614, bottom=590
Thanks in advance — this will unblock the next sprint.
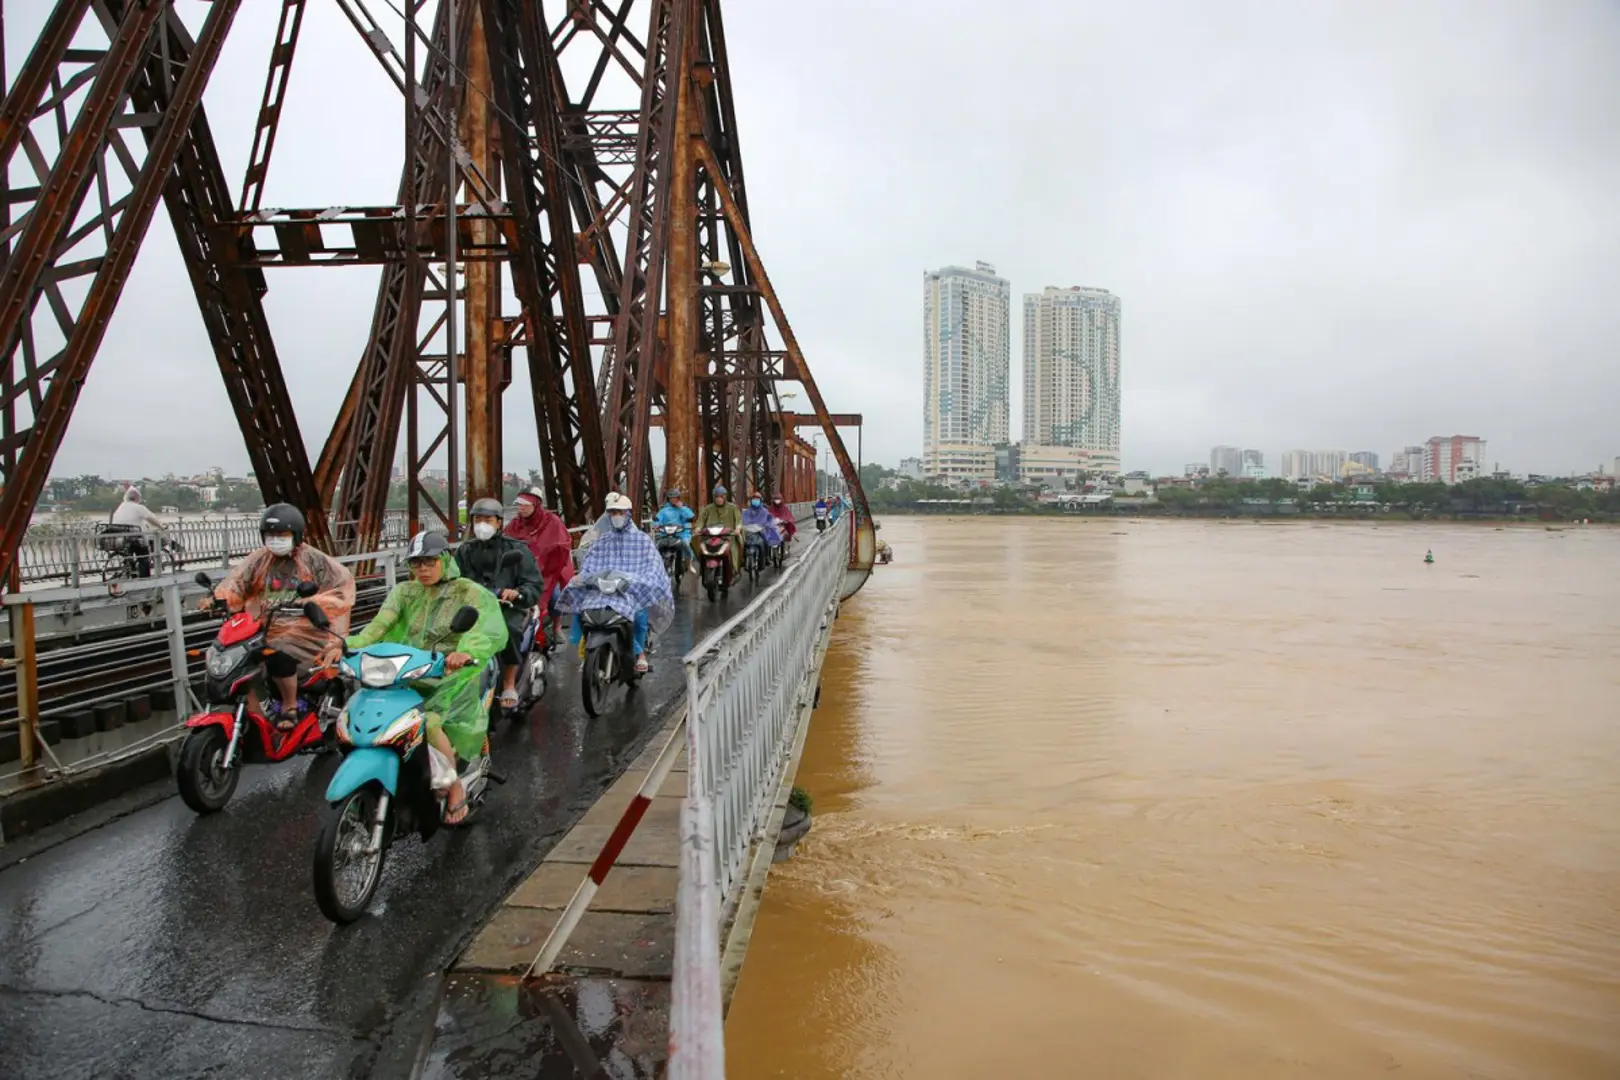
left=16, top=0, right=1620, bottom=479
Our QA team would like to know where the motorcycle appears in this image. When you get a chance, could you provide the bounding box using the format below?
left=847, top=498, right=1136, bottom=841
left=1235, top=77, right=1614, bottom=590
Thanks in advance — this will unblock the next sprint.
left=308, top=603, right=503, bottom=924
left=697, top=525, right=735, bottom=602
left=176, top=572, right=347, bottom=814
left=501, top=600, right=549, bottom=722
left=741, top=522, right=768, bottom=586
left=814, top=506, right=829, bottom=533
left=771, top=527, right=790, bottom=570
left=654, top=524, right=687, bottom=581
left=575, top=571, right=643, bottom=718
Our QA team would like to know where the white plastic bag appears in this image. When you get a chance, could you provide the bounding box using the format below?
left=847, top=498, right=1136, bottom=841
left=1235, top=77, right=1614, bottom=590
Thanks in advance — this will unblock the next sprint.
left=427, top=744, right=458, bottom=792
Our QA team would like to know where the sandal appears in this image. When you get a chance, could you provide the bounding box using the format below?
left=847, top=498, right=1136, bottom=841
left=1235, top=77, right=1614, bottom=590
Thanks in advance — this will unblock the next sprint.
left=498, top=689, right=520, bottom=709
left=443, top=789, right=470, bottom=826
left=634, top=654, right=650, bottom=674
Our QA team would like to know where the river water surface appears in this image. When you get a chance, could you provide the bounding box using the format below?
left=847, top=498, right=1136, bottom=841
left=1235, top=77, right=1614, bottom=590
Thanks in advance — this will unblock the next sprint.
left=725, top=517, right=1620, bottom=1080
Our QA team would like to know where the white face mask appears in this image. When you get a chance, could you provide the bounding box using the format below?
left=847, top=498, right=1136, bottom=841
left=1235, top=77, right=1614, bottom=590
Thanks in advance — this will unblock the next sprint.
left=473, top=522, right=496, bottom=541
left=265, top=536, right=294, bottom=556
left=609, top=513, right=629, bottom=530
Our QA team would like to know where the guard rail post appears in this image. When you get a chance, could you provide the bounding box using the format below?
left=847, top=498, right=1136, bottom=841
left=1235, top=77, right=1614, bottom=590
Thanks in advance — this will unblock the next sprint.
left=161, top=582, right=193, bottom=718
left=11, top=598, right=40, bottom=771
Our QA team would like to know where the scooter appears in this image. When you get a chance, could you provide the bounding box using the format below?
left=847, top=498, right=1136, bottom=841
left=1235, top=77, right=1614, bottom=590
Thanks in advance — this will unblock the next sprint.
left=771, top=529, right=789, bottom=570
left=176, top=572, right=347, bottom=814
left=308, top=604, right=503, bottom=924
left=697, top=525, right=735, bottom=602
left=501, top=600, right=549, bottom=722
left=575, top=571, right=643, bottom=718
left=741, top=522, right=768, bottom=586
left=654, top=524, right=687, bottom=581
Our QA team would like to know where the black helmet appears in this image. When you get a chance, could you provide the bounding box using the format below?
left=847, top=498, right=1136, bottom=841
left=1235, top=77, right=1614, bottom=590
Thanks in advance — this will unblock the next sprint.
left=405, top=530, right=450, bottom=562
left=260, top=502, right=306, bottom=547
left=469, top=497, right=504, bottom=519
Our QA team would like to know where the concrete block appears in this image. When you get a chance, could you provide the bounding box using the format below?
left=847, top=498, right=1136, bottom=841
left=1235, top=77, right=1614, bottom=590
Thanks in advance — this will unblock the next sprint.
left=0, top=729, right=18, bottom=765
left=93, top=702, right=125, bottom=732
left=509, top=863, right=677, bottom=915
left=38, top=719, right=61, bottom=746
left=459, top=908, right=674, bottom=979
left=62, top=710, right=97, bottom=739
left=150, top=687, right=177, bottom=712
left=578, top=792, right=681, bottom=831
left=125, top=694, right=153, bottom=723
left=546, top=817, right=679, bottom=868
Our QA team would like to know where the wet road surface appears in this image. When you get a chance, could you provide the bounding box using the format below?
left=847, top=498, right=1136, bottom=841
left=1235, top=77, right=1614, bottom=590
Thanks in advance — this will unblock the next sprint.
left=0, top=578, right=754, bottom=1080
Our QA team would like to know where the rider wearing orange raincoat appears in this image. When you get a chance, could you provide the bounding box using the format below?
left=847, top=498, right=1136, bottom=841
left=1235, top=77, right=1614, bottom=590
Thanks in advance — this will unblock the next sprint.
left=202, top=504, right=356, bottom=726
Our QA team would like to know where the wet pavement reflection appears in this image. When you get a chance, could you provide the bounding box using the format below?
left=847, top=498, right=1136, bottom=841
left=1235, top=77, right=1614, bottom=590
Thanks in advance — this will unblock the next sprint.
left=0, top=580, right=748, bottom=1079
left=422, top=973, right=667, bottom=1080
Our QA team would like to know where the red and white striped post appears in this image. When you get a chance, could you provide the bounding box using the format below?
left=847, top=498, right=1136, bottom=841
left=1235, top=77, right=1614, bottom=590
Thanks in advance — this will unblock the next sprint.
left=523, top=716, right=688, bottom=978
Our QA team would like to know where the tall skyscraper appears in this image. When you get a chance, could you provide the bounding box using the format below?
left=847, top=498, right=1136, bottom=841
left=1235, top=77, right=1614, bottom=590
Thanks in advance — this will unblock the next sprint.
left=1021, top=286, right=1122, bottom=476
left=1389, top=445, right=1426, bottom=477
left=923, top=262, right=1010, bottom=483
left=1349, top=451, right=1380, bottom=471
left=1283, top=449, right=1349, bottom=480
left=1240, top=449, right=1265, bottom=478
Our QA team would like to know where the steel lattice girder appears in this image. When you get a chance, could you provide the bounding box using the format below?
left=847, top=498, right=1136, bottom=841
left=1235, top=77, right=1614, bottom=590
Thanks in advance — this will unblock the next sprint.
left=0, top=0, right=334, bottom=584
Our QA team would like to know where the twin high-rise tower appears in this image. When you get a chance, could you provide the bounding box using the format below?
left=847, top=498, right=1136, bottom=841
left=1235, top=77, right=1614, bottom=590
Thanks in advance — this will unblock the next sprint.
left=923, top=265, right=1121, bottom=484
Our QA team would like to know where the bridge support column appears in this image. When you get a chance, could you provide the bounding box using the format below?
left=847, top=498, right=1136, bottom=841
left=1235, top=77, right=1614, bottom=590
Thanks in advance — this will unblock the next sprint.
left=462, top=4, right=503, bottom=504
left=662, top=23, right=699, bottom=504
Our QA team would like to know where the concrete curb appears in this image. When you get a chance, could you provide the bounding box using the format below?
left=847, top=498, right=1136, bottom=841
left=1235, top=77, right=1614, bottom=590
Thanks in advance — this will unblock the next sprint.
left=0, top=739, right=177, bottom=848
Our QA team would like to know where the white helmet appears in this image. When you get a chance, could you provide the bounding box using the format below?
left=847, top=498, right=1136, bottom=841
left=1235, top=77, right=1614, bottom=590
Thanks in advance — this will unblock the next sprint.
left=603, top=491, right=633, bottom=513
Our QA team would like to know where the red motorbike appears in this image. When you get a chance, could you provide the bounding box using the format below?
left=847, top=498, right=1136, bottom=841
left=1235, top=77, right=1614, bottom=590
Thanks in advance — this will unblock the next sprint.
left=697, top=525, right=735, bottom=602
left=176, top=572, right=348, bottom=815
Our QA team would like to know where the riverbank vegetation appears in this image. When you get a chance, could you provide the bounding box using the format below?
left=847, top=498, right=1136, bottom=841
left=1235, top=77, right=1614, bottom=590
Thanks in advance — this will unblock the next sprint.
left=858, top=466, right=1619, bottom=523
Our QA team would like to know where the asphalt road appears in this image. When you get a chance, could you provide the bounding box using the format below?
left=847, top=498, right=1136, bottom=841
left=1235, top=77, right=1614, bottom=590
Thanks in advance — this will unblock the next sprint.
left=0, top=574, right=755, bottom=1080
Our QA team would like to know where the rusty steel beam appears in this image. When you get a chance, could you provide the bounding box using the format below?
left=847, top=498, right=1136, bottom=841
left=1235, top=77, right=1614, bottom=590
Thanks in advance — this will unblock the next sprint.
left=238, top=0, right=307, bottom=213
left=461, top=4, right=502, bottom=505
left=228, top=203, right=513, bottom=267
left=692, top=138, right=870, bottom=519
left=481, top=0, right=607, bottom=523
left=0, top=0, right=94, bottom=175
left=0, top=0, right=259, bottom=583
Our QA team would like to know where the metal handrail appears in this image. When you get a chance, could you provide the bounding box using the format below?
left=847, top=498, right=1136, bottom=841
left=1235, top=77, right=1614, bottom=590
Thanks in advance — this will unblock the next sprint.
left=670, top=513, right=849, bottom=1078
left=14, top=510, right=412, bottom=587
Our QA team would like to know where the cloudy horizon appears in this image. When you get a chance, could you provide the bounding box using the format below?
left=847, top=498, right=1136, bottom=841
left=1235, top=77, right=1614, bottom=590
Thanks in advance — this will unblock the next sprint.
left=11, top=0, right=1618, bottom=483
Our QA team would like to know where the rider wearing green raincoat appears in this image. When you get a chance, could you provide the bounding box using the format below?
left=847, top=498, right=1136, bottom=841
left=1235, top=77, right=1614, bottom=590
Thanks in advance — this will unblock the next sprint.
left=345, top=533, right=507, bottom=766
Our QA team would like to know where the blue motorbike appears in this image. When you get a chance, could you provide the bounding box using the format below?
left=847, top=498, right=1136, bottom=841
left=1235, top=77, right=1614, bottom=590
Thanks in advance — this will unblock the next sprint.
left=307, top=603, right=502, bottom=924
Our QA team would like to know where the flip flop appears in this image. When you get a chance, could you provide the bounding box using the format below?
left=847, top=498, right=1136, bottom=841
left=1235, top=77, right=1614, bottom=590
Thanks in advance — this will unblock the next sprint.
left=443, top=791, right=470, bottom=826
left=498, top=690, right=520, bottom=709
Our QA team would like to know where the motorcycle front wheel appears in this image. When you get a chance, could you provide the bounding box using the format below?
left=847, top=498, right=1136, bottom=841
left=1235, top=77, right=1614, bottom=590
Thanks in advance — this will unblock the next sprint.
left=581, top=645, right=614, bottom=717
left=702, top=566, right=718, bottom=603
left=313, top=786, right=391, bottom=924
left=176, top=725, right=239, bottom=814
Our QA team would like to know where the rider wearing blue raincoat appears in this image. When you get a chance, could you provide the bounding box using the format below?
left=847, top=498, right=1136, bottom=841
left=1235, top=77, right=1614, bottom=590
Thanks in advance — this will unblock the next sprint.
left=556, top=492, right=674, bottom=674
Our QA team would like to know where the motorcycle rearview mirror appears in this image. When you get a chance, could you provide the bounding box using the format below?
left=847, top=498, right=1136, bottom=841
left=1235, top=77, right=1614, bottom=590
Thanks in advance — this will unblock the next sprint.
left=296, top=580, right=320, bottom=598
left=499, top=549, right=523, bottom=570
left=194, top=571, right=213, bottom=590
left=450, top=605, right=480, bottom=634
left=304, top=601, right=330, bottom=629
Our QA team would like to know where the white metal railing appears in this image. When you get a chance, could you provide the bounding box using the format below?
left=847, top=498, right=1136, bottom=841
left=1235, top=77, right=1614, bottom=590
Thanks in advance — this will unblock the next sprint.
left=670, top=509, right=849, bottom=1077
left=15, top=510, right=412, bottom=587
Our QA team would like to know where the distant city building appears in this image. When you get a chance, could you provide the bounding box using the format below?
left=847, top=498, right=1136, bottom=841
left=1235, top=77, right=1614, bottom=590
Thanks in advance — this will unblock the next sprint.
left=898, top=457, right=924, bottom=480
left=1282, top=449, right=1348, bottom=480
left=1423, top=435, right=1486, bottom=484
left=923, top=263, right=1011, bottom=483
left=1016, top=444, right=1118, bottom=486
left=995, top=444, right=1020, bottom=485
left=1241, top=449, right=1264, bottom=477
left=1389, top=445, right=1426, bottom=478
left=1021, top=286, right=1122, bottom=477
left=1185, top=463, right=1210, bottom=478
left=1209, top=446, right=1243, bottom=477
left=1349, top=451, right=1380, bottom=471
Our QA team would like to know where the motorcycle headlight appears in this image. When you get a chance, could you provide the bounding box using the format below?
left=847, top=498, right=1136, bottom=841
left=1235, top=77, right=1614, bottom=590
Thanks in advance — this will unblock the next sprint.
left=206, top=644, right=247, bottom=679
left=378, top=708, right=424, bottom=748
left=359, top=653, right=406, bottom=688
left=400, top=662, right=433, bottom=682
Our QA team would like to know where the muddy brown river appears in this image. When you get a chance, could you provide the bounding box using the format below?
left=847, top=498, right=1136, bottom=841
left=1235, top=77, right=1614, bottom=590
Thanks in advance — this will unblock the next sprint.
left=725, top=517, right=1620, bottom=1079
